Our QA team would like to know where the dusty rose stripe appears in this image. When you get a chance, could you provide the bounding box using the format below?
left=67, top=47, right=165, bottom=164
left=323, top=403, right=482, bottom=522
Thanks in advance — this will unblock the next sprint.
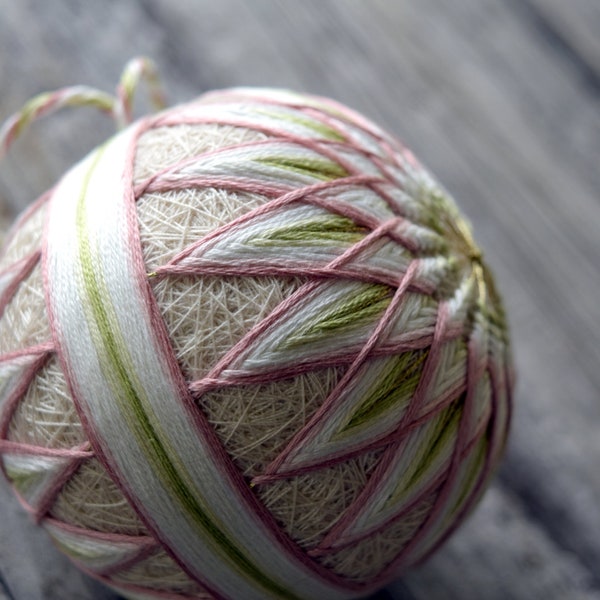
left=0, top=439, right=93, bottom=458
left=120, top=113, right=266, bottom=599
left=0, top=342, right=54, bottom=364
left=164, top=262, right=406, bottom=290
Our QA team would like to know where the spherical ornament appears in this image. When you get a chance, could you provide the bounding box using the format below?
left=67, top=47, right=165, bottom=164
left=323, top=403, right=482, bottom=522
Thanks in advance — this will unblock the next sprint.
left=0, top=62, right=512, bottom=600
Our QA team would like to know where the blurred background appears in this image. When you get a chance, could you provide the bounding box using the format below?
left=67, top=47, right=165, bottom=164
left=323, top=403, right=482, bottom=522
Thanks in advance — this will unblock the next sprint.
left=0, top=1, right=599, bottom=599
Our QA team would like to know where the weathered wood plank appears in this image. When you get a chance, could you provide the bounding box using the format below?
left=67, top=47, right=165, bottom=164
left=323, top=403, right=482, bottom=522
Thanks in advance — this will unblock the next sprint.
left=1, top=0, right=599, bottom=598
left=524, top=0, right=600, bottom=80
left=399, top=485, right=600, bottom=600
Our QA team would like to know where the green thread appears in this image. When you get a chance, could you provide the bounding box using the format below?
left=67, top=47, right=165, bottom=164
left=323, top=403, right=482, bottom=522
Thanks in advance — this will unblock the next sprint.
left=444, top=435, right=488, bottom=525
left=384, top=401, right=461, bottom=510
left=14, top=90, right=115, bottom=140
left=255, top=155, right=348, bottom=181
left=285, top=283, right=392, bottom=348
left=251, top=214, right=366, bottom=247
left=343, top=350, right=428, bottom=431
left=75, top=146, right=298, bottom=600
left=404, top=402, right=461, bottom=493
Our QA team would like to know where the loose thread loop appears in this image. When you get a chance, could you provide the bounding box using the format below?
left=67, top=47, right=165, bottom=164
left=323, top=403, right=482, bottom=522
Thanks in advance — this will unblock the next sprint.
left=113, top=57, right=167, bottom=128
left=0, top=56, right=167, bottom=163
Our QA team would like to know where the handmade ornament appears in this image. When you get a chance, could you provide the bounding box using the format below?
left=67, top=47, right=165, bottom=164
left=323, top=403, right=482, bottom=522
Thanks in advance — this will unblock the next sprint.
left=0, top=59, right=513, bottom=600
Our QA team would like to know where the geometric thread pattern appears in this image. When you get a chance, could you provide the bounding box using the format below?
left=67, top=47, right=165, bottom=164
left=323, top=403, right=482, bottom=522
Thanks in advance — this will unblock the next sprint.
left=0, top=85, right=513, bottom=600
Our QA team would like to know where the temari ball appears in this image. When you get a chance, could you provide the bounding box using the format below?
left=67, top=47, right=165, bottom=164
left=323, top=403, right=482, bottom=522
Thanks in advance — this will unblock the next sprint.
left=0, top=72, right=513, bottom=600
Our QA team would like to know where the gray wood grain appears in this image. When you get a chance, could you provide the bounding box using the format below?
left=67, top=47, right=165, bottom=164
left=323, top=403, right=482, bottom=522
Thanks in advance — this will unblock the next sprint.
left=400, top=486, right=600, bottom=600
left=1, top=0, right=599, bottom=598
left=525, top=0, right=600, bottom=80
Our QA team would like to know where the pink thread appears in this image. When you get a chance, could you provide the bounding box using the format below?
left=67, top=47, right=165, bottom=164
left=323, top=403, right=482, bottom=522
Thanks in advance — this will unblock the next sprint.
left=374, top=318, right=492, bottom=585
left=0, top=249, right=41, bottom=316
left=0, top=341, right=55, bottom=363
left=0, top=351, right=50, bottom=439
left=255, top=261, right=419, bottom=481
left=311, top=392, right=491, bottom=556
left=0, top=439, right=92, bottom=459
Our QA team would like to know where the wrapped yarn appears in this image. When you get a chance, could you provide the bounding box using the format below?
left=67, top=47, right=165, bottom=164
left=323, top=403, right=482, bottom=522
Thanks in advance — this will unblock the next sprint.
left=0, top=60, right=512, bottom=600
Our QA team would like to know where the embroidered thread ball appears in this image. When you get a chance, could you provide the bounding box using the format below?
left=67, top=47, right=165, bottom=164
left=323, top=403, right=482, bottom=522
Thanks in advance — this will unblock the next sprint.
left=0, top=60, right=513, bottom=600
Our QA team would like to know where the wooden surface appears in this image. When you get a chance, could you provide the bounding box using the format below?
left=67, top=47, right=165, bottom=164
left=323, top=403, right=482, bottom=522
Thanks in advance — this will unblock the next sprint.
left=1, top=1, right=599, bottom=598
